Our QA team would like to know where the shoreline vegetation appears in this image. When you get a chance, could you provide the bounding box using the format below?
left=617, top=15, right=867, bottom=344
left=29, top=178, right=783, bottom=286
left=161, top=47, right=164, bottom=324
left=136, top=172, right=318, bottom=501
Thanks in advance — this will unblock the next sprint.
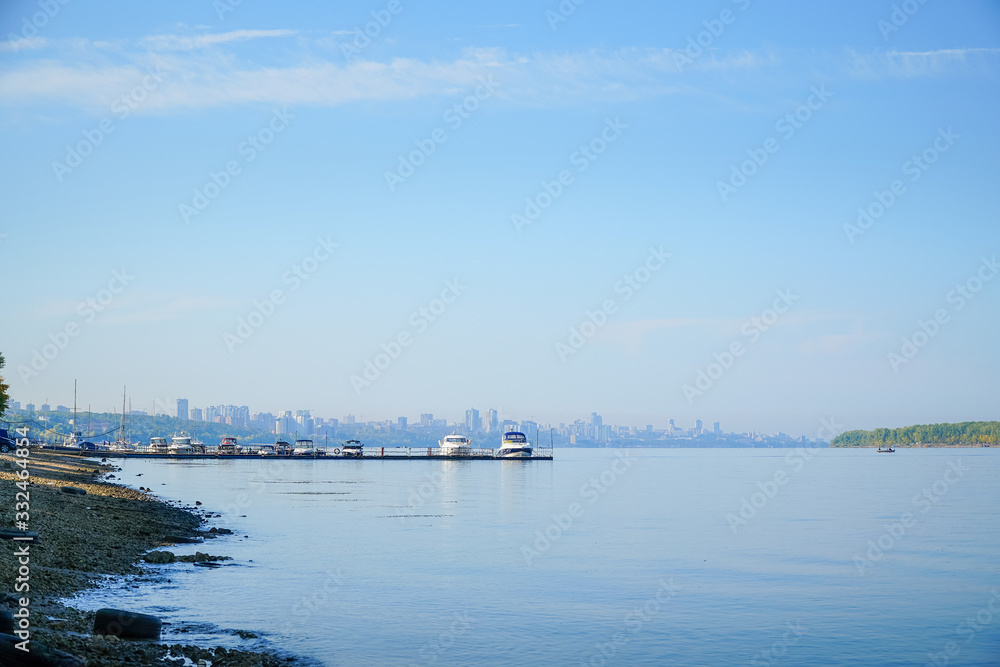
left=831, top=421, right=1000, bottom=448
left=0, top=449, right=305, bottom=666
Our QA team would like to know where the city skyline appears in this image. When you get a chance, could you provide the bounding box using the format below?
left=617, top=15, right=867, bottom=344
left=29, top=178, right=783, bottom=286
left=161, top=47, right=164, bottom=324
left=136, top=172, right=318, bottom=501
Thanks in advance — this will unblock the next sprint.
left=6, top=393, right=824, bottom=441
left=2, top=1, right=998, bottom=439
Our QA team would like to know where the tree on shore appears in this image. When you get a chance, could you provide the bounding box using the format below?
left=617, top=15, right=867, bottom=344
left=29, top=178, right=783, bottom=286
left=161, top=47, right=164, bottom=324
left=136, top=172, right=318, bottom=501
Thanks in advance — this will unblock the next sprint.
left=0, top=353, right=9, bottom=415
left=831, top=421, right=1000, bottom=447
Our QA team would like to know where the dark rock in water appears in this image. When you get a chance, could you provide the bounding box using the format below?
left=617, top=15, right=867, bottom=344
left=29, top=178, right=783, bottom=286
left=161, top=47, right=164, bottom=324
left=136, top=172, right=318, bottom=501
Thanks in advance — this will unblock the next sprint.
left=143, top=550, right=176, bottom=564
left=208, top=527, right=234, bottom=535
left=93, top=608, right=162, bottom=640
left=195, top=501, right=202, bottom=505
left=176, top=551, right=232, bottom=563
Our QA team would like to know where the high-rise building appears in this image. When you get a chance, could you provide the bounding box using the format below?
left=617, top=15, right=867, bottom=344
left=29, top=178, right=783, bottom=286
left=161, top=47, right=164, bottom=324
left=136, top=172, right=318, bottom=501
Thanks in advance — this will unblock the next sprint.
left=713, top=421, right=721, bottom=435
left=191, top=408, right=203, bottom=422
left=177, top=398, right=189, bottom=420
left=344, top=414, right=356, bottom=425
left=11, top=401, right=21, bottom=411
left=486, top=409, right=498, bottom=433
left=465, top=408, right=480, bottom=434
left=398, top=417, right=407, bottom=429
left=25, top=403, right=35, bottom=413
left=696, top=419, right=703, bottom=432
left=591, top=412, right=603, bottom=427
left=41, top=403, right=50, bottom=412
left=420, top=413, right=433, bottom=427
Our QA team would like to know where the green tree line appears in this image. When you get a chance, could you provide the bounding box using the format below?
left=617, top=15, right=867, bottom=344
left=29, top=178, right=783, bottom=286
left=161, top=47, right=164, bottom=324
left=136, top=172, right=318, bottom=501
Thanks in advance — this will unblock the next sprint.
left=831, top=421, right=1000, bottom=447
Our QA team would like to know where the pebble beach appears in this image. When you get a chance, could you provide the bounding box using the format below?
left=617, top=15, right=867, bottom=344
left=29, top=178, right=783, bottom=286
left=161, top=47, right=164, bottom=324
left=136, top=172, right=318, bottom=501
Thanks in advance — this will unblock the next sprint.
left=0, top=449, right=307, bottom=666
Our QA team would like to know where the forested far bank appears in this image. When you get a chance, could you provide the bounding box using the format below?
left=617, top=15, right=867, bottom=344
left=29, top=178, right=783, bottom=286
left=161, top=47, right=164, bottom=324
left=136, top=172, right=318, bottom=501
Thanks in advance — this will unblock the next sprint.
left=831, top=422, right=1000, bottom=447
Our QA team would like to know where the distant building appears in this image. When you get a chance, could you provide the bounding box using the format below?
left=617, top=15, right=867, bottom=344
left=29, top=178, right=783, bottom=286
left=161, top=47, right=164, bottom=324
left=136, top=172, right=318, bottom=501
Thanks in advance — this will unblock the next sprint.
left=591, top=412, right=603, bottom=427
left=465, top=408, right=480, bottom=434
left=177, top=398, right=189, bottom=421
left=646, top=424, right=653, bottom=434
left=420, top=413, right=433, bottom=427
left=486, top=409, right=498, bottom=433
left=713, top=421, right=721, bottom=435
left=25, top=403, right=35, bottom=413
left=56, top=404, right=69, bottom=412
left=398, top=417, right=407, bottom=429
left=190, top=408, right=202, bottom=421
left=696, top=419, right=703, bottom=433
left=344, top=414, right=356, bottom=425
left=11, top=401, right=21, bottom=411
left=41, top=403, right=50, bottom=412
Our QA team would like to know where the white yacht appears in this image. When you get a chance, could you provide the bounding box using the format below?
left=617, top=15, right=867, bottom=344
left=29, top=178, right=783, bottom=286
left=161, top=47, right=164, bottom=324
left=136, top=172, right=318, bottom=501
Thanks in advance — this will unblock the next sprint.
left=498, top=431, right=533, bottom=458
left=149, top=437, right=169, bottom=453
left=340, top=440, right=363, bottom=458
left=168, top=436, right=195, bottom=455
left=439, top=434, right=472, bottom=456
left=293, top=438, right=323, bottom=456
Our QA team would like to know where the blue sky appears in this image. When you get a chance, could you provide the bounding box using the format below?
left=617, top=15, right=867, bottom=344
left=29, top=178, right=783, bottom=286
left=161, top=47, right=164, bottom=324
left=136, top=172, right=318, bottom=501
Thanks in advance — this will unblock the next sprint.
left=2, top=0, right=998, bottom=437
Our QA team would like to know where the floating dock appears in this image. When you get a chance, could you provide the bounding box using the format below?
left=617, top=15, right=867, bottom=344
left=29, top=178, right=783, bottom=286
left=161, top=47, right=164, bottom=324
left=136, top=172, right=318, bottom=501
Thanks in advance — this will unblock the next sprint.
left=39, top=445, right=553, bottom=461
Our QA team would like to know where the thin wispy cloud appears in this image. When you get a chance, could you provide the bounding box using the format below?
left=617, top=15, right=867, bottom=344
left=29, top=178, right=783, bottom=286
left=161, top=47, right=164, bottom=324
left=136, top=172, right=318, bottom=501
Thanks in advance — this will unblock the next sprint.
left=1, top=35, right=997, bottom=114
left=0, top=36, right=48, bottom=52
left=139, top=29, right=298, bottom=52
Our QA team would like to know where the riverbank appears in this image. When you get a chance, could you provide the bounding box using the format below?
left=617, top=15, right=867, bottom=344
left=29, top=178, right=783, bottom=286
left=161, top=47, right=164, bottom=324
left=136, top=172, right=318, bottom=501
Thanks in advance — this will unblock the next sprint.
left=0, top=449, right=304, bottom=666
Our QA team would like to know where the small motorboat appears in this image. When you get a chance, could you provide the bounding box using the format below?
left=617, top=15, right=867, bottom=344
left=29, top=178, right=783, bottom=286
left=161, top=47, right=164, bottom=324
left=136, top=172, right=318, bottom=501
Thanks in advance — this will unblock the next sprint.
left=340, top=440, right=364, bottom=458
left=218, top=437, right=239, bottom=455
left=877, top=446, right=895, bottom=453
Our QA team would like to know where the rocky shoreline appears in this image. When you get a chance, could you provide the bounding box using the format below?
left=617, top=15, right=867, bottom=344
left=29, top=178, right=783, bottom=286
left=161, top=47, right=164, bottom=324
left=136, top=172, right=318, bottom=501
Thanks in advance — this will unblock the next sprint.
left=0, top=449, right=307, bottom=666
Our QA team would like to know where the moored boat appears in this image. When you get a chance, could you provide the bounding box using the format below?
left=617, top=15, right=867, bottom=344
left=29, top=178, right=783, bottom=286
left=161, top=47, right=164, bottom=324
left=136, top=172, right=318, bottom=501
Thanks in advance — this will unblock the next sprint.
left=149, top=437, right=169, bottom=453
left=218, top=436, right=239, bottom=455
left=877, top=446, right=895, bottom=453
left=340, top=439, right=363, bottom=458
left=498, top=431, right=533, bottom=458
left=293, top=438, right=323, bottom=456
left=439, top=434, right=472, bottom=456
left=169, top=436, right=195, bottom=455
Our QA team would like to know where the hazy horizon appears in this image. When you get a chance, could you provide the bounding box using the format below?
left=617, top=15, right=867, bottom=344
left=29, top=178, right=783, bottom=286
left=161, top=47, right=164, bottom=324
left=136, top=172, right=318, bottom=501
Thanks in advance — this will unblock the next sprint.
left=3, top=1, right=999, bottom=439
